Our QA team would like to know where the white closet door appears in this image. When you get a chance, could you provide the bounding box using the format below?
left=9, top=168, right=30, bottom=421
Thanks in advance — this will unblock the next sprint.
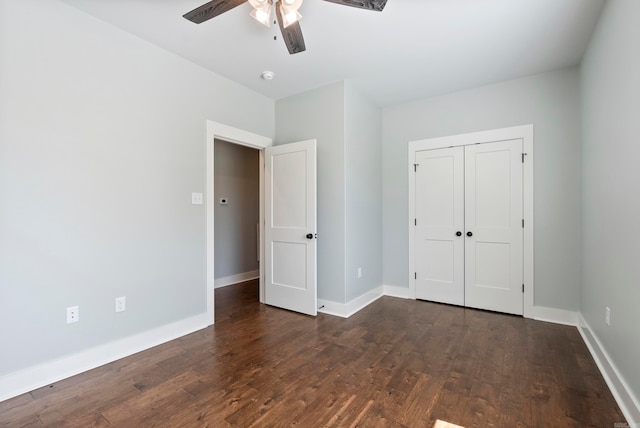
left=414, top=147, right=465, bottom=306
left=464, top=139, right=523, bottom=315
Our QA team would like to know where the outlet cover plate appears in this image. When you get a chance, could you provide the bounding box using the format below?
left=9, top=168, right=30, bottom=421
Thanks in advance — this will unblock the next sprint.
left=115, top=296, right=126, bottom=313
left=66, top=306, right=79, bottom=324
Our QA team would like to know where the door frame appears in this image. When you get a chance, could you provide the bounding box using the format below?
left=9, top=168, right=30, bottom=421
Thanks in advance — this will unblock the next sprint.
left=206, top=121, right=273, bottom=325
left=408, top=125, right=534, bottom=318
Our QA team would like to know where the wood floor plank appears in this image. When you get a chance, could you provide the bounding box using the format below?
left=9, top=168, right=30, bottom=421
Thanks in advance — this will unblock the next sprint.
left=0, top=280, right=627, bottom=427
left=101, top=370, right=201, bottom=425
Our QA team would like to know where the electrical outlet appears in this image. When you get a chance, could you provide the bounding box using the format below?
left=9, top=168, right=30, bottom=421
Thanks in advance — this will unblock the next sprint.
left=115, top=296, right=126, bottom=313
left=357, top=267, right=362, bottom=279
left=66, top=306, right=79, bottom=324
left=605, top=306, right=611, bottom=326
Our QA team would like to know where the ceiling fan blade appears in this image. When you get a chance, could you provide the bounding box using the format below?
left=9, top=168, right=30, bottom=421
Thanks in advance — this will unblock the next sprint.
left=183, top=0, right=246, bottom=24
left=275, top=6, right=306, bottom=55
left=323, top=0, right=387, bottom=12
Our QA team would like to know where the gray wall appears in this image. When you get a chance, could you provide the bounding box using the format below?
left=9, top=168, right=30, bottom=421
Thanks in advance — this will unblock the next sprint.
left=275, top=82, right=347, bottom=303
left=382, top=67, right=582, bottom=311
left=214, top=140, right=260, bottom=280
left=581, top=0, right=640, bottom=403
left=345, top=83, right=383, bottom=301
left=275, top=82, right=383, bottom=304
left=0, top=0, right=274, bottom=376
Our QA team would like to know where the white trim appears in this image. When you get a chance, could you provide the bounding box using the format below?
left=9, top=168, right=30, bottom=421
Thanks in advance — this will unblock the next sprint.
left=0, top=313, right=209, bottom=402
left=383, top=285, right=411, bottom=299
left=318, top=286, right=412, bottom=318
left=578, top=315, right=640, bottom=426
left=317, top=300, right=349, bottom=318
left=408, top=125, right=534, bottom=318
left=206, top=121, right=272, bottom=325
left=258, top=150, right=265, bottom=304
left=318, top=286, right=384, bottom=318
left=214, top=270, right=260, bottom=288
left=207, top=121, right=272, bottom=149
left=522, top=126, right=534, bottom=318
left=532, top=306, right=579, bottom=326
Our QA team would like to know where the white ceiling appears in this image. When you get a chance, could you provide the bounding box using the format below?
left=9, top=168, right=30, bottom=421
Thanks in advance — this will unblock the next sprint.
left=59, top=0, right=605, bottom=107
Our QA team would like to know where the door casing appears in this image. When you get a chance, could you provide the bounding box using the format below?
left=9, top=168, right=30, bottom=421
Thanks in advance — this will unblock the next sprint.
left=408, top=125, right=534, bottom=318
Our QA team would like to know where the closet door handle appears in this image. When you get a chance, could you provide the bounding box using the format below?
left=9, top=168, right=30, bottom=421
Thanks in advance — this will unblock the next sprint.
left=456, top=231, right=462, bottom=237
left=467, top=231, right=473, bottom=237
left=306, top=233, right=313, bottom=239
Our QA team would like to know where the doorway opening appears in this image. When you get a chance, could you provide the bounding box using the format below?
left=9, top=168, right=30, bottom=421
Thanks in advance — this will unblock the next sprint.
left=213, top=139, right=261, bottom=321
left=205, top=121, right=273, bottom=325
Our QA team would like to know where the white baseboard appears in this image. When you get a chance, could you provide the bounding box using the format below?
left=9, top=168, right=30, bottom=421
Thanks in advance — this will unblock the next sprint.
left=578, top=315, right=640, bottom=426
left=214, top=270, right=259, bottom=288
left=383, top=284, right=411, bottom=299
left=0, top=313, right=210, bottom=403
left=317, top=299, right=348, bottom=318
left=318, top=285, right=412, bottom=318
left=318, top=286, right=384, bottom=318
left=532, top=306, right=579, bottom=326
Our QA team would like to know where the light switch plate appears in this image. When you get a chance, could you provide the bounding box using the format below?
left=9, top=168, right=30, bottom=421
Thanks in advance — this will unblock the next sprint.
left=191, top=192, right=203, bottom=205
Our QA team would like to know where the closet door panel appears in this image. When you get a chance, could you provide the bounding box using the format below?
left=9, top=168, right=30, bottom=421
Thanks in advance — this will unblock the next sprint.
left=464, top=139, right=523, bottom=315
left=414, top=147, right=465, bottom=306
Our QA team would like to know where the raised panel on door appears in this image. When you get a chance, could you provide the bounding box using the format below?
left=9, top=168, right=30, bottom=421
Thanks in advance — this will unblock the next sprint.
left=265, top=140, right=317, bottom=316
left=414, top=147, right=465, bottom=306
left=464, top=139, right=523, bottom=315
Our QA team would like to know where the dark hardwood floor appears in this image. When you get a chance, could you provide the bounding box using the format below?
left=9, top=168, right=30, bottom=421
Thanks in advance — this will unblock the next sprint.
left=0, top=280, right=626, bottom=427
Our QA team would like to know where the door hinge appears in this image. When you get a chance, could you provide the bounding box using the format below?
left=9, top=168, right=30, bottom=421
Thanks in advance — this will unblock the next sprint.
left=415, top=272, right=417, bottom=280
left=414, top=218, right=417, bottom=226
left=522, top=153, right=528, bottom=163
left=522, top=219, right=524, bottom=228
left=522, top=284, right=525, bottom=293
left=414, top=163, right=418, bottom=172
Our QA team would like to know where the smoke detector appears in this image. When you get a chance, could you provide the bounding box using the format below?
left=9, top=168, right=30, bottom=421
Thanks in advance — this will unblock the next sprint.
left=261, top=70, right=275, bottom=81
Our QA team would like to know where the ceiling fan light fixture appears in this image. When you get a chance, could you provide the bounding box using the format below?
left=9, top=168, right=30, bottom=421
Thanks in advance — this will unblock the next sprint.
left=280, top=4, right=302, bottom=28
left=184, top=0, right=385, bottom=56
left=248, top=0, right=268, bottom=8
left=283, top=0, right=303, bottom=11
left=250, top=3, right=272, bottom=27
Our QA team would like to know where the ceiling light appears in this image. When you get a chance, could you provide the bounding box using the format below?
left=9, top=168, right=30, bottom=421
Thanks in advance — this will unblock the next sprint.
left=248, top=0, right=268, bottom=7
left=250, top=3, right=272, bottom=27
left=280, top=4, right=302, bottom=28
left=282, top=0, right=303, bottom=11
left=249, top=0, right=303, bottom=29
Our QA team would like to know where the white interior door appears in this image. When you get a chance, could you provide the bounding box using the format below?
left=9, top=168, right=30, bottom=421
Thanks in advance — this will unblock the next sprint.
left=464, top=140, right=523, bottom=315
left=414, top=147, right=465, bottom=305
left=264, top=140, right=317, bottom=316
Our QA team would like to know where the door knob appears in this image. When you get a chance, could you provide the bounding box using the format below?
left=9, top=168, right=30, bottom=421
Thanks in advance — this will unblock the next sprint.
left=456, top=231, right=462, bottom=237
left=306, top=233, right=313, bottom=239
left=467, top=231, right=473, bottom=237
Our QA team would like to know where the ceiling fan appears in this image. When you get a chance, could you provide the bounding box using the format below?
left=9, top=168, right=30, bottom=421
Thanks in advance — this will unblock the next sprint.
left=183, top=0, right=388, bottom=55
